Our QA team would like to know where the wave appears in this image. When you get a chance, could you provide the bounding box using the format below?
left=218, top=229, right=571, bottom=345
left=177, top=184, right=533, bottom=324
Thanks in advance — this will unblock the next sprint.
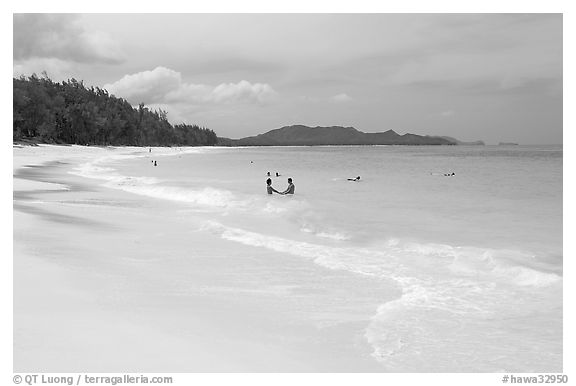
left=403, top=242, right=562, bottom=287
left=70, top=156, right=250, bottom=210
left=69, top=152, right=308, bottom=215
left=201, top=220, right=561, bottom=291
left=198, top=219, right=562, bottom=366
left=202, top=220, right=562, bottom=289
left=300, top=225, right=351, bottom=241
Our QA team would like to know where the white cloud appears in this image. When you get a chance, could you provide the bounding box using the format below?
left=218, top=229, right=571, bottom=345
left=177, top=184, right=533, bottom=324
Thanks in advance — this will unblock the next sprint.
left=104, top=67, right=182, bottom=103
left=165, top=83, right=213, bottom=103
left=331, top=93, right=352, bottom=103
left=210, top=80, right=276, bottom=104
left=440, top=110, right=455, bottom=117
left=104, top=67, right=277, bottom=105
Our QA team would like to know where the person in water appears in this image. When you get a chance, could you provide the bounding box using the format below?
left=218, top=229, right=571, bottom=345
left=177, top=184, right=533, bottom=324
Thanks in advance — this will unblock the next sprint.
left=280, top=178, right=295, bottom=195
left=348, top=176, right=361, bottom=181
left=266, top=178, right=279, bottom=194
left=267, top=171, right=271, bottom=176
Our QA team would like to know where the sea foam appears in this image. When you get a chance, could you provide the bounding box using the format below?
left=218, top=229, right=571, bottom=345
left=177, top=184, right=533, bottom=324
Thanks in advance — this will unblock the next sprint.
left=70, top=154, right=249, bottom=210
left=198, top=219, right=562, bottom=368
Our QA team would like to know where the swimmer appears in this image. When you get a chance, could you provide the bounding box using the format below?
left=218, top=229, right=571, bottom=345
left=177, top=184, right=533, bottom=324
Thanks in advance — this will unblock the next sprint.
left=266, top=178, right=280, bottom=194
left=280, top=178, right=295, bottom=195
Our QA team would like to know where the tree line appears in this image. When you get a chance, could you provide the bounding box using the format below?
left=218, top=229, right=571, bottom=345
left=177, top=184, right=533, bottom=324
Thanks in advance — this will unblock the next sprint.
left=13, top=74, right=219, bottom=146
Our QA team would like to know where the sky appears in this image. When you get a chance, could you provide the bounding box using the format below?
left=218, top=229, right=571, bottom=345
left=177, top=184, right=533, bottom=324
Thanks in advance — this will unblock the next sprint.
left=13, top=13, right=563, bottom=144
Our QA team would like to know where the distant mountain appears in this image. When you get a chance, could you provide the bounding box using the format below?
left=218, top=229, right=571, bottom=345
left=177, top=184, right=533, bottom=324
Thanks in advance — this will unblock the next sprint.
left=440, top=136, right=485, bottom=146
left=498, top=142, right=519, bottom=146
left=218, top=125, right=457, bottom=146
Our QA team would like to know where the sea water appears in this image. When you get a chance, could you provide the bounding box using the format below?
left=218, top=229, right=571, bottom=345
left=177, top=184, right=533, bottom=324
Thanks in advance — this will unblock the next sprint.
left=71, top=145, right=563, bottom=372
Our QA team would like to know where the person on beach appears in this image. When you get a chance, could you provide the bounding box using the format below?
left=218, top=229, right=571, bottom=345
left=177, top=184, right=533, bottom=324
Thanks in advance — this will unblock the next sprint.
left=280, top=178, right=295, bottom=195
left=154, top=161, right=157, bottom=167
left=348, top=176, right=361, bottom=181
left=266, top=178, right=280, bottom=194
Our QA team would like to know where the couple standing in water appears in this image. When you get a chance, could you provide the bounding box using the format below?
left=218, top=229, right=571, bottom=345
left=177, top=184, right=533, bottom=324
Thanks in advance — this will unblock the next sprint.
left=267, top=177, right=295, bottom=195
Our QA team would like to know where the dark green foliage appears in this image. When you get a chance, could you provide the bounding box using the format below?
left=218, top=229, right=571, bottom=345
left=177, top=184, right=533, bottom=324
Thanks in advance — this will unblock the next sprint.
left=13, top=74, right=218, bottom=147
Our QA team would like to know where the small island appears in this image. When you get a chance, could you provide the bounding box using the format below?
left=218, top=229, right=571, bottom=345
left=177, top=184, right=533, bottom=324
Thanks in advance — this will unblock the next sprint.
left=218, top=125, right=484, bottom=147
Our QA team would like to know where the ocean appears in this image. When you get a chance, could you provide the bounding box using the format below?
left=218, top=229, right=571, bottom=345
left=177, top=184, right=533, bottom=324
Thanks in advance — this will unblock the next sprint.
left=70, top=144, right=562, bottom=372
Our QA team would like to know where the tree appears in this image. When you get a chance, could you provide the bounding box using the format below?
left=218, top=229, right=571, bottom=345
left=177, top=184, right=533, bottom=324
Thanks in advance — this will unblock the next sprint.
left=13, top=74, right=218, bottom=147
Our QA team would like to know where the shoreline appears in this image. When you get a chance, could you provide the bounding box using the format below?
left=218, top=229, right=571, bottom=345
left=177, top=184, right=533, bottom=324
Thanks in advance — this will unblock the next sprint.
left=13, top=145, right=385, bottom=372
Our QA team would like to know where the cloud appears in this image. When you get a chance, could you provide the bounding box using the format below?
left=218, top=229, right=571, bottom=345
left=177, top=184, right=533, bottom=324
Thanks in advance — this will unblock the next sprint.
left=210, top=80, right=276, bottom=104
left=104, top=67, right=277, bottom=105
left=331, top=93, right=352, bottom=103
left=440, top=110, right=455, bottom=118
left=13, top=14, right=123, bottom=64
left=104, top=67, right=182, bottom=103
left=13, top=58, right=74, bottom=80
left=364, top=14, right=561, bottom=94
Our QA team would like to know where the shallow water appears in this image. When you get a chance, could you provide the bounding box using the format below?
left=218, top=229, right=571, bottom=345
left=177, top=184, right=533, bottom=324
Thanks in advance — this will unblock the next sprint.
left=70, top=145, right=563, bottom=372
